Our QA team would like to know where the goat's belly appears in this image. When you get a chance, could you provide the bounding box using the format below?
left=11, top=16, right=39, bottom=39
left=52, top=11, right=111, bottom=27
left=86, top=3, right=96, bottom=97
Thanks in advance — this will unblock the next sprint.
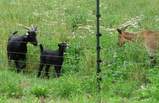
left=41, top=59, right=63, bottom=65
left=9, top=52, right=26, bottom=60
left=41, top=60, right=55, bottom=65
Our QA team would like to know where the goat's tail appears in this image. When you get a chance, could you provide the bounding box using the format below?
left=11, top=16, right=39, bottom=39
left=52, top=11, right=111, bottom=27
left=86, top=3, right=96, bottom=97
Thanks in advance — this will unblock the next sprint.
left=12, top=31, right=18, bottom=35
left=39, top=44, right=44, bottom=53
left=8, top=31, right=18, bottom=41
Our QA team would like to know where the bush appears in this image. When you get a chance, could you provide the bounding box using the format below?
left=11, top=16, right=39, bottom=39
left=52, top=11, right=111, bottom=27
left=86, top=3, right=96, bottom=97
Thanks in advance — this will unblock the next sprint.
left=53, top=76, right=82, bottom=98
left=31, top=86, right=49, bottom=97
left=65, top=8, right=87, bottom=32
left=0, top=83, right=23, bottom=98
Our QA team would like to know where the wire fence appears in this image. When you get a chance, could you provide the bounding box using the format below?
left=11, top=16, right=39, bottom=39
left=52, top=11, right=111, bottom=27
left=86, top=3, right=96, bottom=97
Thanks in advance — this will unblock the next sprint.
left=0, top=41, right=88, bottom=77
left=0, top=41, right=158, bottom=78
left=0, top=42, right=158, bottom=64
left=0, top=38, right=158, bottom=103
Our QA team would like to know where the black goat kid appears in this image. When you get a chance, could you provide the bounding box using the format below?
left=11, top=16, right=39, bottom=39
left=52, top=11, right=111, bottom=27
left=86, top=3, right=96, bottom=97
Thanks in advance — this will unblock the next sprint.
left=37, top=43, right=67, bottom=78
left=7, top=26, right=38, bottom=72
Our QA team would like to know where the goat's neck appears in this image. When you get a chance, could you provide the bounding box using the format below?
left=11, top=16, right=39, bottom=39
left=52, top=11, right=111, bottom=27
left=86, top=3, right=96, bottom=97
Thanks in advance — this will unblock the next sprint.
left=58, top=48, right=65, bottom=56
left=124, top=32, right=138, bottom=41
left=23, top=34, right=29, bottom=44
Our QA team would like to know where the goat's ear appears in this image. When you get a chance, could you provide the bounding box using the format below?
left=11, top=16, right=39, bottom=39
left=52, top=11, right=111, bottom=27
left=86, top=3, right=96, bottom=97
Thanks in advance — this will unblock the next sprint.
left=34, top=26, right=37, bottom=31
left=12, top=31, right=18, bottom=35
left=117, top=29, right=122, bottom=34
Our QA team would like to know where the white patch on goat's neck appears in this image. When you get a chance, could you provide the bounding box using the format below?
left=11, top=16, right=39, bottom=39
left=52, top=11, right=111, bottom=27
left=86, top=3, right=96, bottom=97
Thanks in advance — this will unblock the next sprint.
left=26, top=32, right=29, bottom=36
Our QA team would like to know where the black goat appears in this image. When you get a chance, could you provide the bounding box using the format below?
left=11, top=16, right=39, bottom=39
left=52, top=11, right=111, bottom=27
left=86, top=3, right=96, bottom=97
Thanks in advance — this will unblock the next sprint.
left=37, top=42, right=67, bottom=78
left=7, top=25, right=38, bottom=72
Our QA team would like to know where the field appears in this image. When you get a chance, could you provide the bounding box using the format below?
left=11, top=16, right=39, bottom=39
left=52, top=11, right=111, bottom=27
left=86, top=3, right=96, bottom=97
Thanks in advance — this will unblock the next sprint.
left=1, top=0, right=159, bottom=102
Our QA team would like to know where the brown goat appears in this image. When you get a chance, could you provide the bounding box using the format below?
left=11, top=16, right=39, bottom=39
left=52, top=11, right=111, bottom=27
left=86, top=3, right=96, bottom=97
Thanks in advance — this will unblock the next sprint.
left=117, top=25, right=159, bottom=65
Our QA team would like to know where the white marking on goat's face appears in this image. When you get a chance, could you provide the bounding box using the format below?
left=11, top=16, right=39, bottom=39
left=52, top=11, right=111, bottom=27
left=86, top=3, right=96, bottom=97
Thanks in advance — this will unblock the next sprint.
left=66, top=44, right=70, bottom=49
left=26, top=32, right=29, bottom=36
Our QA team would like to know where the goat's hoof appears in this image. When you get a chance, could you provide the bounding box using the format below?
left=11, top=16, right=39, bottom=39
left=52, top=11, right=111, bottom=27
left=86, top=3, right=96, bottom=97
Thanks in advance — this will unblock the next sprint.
left=150, top=63, right=156, bottom=67
left=149, top=60, right=156, bottom=67
left=16, top=68, right=20, bottom=72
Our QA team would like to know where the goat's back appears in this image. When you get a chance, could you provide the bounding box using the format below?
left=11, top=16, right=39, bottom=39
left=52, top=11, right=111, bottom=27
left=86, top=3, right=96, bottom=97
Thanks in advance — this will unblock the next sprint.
left=8, top=35, right=27, bottom=52
left=141, top=30, right=159, bottom=50
left=7, top=35, right=27, bottom=60
left=40, top=50, right=63, bottom=65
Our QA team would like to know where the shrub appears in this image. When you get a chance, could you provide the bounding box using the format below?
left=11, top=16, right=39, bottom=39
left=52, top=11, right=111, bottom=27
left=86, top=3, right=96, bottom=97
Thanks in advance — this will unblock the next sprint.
left=31, top=86, right=49, bottom=97
left=0, top=83, right=23, bottom=98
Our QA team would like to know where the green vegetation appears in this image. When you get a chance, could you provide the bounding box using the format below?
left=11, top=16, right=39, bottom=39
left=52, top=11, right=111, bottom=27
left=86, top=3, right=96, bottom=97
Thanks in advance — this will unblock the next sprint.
left=0, top=0, right=159, bottom=102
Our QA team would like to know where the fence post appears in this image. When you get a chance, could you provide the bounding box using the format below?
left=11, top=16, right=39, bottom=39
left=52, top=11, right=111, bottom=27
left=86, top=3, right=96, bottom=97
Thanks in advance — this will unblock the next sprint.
left=96, top=0, right=102, bottom=102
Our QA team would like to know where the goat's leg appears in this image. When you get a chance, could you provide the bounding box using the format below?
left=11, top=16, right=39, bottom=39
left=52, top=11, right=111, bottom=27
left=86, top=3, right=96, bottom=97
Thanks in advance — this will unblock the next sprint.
left=45, top=65, right=50, bottom=79
left=20, top=55, right=26, bottom=70
left=145, top=43, right=157, bottom=66
left=15, top=60, right=21, bottom=73
left=20, top=59, right=26, bottom=71
left=37, top=63, right=44, bottom=78
left=8, top=60, right=11, bottom=66
left=7, top=53, right=11, bottom=65
left=55, top=66, right=62, bottom=78
left=147, top=49, right=156, bottom=66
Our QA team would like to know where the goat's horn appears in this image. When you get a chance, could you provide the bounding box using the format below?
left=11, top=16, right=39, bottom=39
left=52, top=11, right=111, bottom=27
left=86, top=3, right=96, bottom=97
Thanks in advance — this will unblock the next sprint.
left=17, top=24, right=30, bottom=30
left=23, top=26, right=30, bottom=30
left=34, top=26, right=37, bottom=31
left=30, top=24, right=37, bottom=31
left=31, top=24, right=35, bottom=29
left=121, top=24, right=131, bottom=31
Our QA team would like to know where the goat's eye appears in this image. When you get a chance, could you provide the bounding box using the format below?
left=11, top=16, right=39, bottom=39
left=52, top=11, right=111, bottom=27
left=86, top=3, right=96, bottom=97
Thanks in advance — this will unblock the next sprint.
left=28, top=35, right=33, bottom=38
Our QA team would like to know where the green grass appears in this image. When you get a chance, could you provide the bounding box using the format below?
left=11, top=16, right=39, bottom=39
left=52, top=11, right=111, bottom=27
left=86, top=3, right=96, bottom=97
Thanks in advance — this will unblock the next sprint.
left=1, top=0, right=159, bottom=102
